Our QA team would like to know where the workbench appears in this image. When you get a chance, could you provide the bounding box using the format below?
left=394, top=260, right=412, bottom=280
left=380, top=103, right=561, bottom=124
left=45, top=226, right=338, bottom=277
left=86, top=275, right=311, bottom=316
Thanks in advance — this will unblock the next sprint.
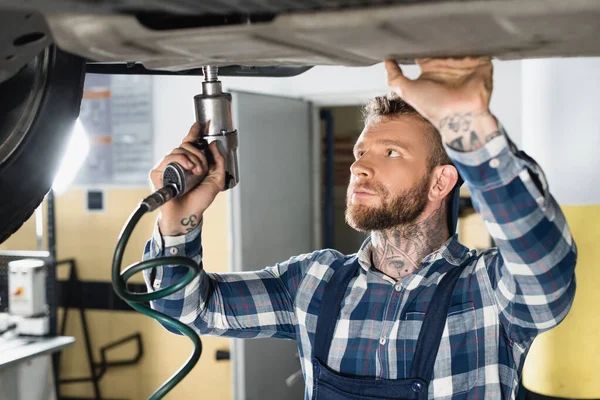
left=0, top=335, right=75, bottom=400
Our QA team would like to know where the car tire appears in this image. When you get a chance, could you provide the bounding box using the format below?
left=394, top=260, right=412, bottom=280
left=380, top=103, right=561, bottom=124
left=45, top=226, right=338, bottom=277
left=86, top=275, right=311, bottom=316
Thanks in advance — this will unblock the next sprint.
left=0, top=45, right=85, bottom=244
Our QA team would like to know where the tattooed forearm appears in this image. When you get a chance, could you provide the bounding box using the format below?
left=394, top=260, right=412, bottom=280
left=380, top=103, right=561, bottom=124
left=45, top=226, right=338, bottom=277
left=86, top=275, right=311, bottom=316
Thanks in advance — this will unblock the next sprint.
left=371, top=205, right=447, bottom=280
left=439, top=110, right=501, bottom=152
left=448, top=137, right=464, bottom=151
left=485, top=130, right=502, bottom=142
left=180, top=214, right=200, bottom=233
left=469, top=130, right=482, bottom=150
left=439, top=113, right=473, bottom=134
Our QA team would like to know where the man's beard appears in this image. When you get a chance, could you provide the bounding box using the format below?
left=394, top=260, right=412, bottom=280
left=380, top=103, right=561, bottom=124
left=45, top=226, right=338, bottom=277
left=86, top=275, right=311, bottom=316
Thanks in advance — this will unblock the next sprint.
left=345, top=174, right=430, bottom=232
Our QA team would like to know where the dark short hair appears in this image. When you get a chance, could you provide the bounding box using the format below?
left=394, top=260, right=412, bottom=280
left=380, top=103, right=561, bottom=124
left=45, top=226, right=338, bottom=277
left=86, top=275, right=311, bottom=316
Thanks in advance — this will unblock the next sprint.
left=362, top=94, right=453, bottom=171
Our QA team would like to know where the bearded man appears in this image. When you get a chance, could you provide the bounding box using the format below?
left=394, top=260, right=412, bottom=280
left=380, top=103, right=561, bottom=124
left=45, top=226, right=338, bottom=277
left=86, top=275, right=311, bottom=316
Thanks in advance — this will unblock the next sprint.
left=143, top=58, right=577, bottom=399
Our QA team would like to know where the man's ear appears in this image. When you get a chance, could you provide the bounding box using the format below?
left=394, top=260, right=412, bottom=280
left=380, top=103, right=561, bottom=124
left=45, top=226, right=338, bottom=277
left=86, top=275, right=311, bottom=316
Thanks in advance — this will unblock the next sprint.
left=428, top=165, right=459, bottom=202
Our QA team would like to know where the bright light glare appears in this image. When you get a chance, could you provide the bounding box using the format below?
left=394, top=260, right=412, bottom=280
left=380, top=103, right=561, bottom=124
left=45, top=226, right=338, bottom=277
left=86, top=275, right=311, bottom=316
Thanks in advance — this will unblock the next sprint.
left=52, top=118, right=90, bottom=195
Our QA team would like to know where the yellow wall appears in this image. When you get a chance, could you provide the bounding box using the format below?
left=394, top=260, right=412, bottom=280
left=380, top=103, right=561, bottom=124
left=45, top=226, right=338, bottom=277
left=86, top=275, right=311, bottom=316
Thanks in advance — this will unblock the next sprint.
left=457, top=186, right=492, bottom=252
left=522, top=205, right=600, bottom=398
left=1, top=188, right=232, bottom=399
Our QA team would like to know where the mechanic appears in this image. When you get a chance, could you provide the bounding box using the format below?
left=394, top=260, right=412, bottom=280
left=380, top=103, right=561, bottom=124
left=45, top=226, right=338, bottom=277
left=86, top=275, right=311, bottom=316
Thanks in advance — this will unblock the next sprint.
left=142, top=57, right=577, bottom=399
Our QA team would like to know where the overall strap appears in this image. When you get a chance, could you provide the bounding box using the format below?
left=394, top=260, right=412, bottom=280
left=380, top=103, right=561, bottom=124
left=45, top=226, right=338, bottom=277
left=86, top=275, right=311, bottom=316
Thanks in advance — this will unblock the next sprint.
left=409, top=256, right=474, bottom=381
left=314, top=256, right=360, bottom=364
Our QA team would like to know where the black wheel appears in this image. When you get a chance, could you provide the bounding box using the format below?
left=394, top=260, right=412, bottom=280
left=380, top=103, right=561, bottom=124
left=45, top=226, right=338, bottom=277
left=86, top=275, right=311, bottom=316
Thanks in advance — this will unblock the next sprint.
left=0, top=45, right=85, bottom=244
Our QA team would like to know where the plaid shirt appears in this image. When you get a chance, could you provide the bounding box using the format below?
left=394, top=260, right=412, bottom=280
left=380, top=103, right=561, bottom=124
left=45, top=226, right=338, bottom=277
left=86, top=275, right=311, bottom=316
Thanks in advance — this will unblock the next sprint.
left=143, top=128, right=577, bottom=400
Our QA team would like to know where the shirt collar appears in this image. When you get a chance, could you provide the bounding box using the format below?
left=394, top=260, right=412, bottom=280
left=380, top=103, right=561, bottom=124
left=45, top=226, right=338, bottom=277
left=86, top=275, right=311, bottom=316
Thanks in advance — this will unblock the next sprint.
left=356, top=233, right=472, bottom=276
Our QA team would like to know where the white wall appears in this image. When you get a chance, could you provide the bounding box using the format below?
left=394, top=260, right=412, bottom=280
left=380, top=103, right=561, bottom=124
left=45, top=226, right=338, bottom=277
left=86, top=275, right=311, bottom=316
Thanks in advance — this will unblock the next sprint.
left=490, top=61, right=522, bottom=148
left=522, top=58, right=600, bottom=205
left=152, top=75, right=204, bottom=164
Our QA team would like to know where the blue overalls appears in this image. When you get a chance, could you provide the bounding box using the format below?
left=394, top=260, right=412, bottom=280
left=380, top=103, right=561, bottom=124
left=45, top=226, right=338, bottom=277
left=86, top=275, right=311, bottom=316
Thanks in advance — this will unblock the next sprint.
left=311, top=254, right=473, bottom=400
left=310, top=178, right=467, bottom=399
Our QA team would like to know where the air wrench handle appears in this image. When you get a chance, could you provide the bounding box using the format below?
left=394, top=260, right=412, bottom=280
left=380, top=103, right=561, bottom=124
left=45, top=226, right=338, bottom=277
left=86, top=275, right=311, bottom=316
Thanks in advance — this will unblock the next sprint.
left=162, top=139, right=215, bottom=198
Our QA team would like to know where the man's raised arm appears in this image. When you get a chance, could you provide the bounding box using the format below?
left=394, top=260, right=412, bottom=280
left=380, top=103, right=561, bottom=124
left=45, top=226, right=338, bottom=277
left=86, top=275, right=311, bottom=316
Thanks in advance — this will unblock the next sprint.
left=385, top=58, right=577, bottom=345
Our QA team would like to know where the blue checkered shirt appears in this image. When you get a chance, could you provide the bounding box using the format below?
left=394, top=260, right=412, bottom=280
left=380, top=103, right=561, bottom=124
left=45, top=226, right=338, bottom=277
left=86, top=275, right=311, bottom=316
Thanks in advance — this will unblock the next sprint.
left=143, top=128, right=577, bottom=399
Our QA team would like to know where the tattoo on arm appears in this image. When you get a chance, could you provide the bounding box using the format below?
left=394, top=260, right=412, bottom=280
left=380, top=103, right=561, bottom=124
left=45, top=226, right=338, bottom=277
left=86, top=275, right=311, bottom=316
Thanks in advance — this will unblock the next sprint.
left=469, top=131, right=482, bottom=150
left=485, top=130, right=502, bottom=142
left=448, top=137, right=464, bottom=151
left=447, top=117, right=459, bottom=133
left=439, top=113, right=474, bottom=133
left=180, top=214, right=200, bottom=233
left=440, top=115, right=472, bottom=134
left=440, top=111, right=501, bottom=152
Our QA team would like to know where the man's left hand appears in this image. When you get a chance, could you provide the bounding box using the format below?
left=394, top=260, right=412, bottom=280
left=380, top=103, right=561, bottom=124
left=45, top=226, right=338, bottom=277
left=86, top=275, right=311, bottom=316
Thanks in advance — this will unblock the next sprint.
left=385, top=57, right=500, bottom=152
left=385, top=57, right=492, bottom=125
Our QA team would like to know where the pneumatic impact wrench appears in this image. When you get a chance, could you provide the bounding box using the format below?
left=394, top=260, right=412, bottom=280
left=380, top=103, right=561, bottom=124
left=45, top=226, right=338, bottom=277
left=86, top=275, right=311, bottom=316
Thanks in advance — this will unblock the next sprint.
left=143, top=65, right=240, bottom=211
left=111, top=65, right=240, bottom=400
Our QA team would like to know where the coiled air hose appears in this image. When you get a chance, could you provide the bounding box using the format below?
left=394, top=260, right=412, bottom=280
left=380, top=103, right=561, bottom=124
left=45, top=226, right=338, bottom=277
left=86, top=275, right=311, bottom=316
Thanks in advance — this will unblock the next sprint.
left=112, top=192, right=202, bottom=399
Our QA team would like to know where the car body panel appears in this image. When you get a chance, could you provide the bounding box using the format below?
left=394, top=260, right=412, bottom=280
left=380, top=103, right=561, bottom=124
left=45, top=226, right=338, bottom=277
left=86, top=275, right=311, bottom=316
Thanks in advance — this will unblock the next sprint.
left=1, top=0, right=600, bottom=77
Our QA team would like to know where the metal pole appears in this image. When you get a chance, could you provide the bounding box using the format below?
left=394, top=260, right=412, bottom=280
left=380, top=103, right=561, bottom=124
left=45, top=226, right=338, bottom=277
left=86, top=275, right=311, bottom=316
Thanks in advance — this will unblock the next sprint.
left=320, top=110, right=334, bottom=249
left=46, top=190, right=61, bottom=399
left=47, top=190, right=56, bottom=262
left=35, top=205, right=43, bottom=251
left=47, top=189, right=57, bottom=335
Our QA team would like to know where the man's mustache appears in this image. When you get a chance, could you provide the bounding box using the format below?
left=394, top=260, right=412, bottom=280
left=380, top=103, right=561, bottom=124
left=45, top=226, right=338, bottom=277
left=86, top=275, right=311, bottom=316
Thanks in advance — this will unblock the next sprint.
left=349, top=182, right=387, bottom=196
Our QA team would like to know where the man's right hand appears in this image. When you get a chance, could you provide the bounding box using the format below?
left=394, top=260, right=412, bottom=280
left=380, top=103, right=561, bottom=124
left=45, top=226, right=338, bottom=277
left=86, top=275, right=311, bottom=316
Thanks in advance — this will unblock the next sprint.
left=149, top=122, right=226, bottom=236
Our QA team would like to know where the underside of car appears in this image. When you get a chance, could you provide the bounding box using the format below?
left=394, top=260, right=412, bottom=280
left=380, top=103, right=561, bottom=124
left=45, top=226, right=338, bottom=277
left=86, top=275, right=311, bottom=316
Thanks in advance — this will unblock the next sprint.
left=0, top=0, right=599, bottom=243
left=3, top=0, right=600, bottom=82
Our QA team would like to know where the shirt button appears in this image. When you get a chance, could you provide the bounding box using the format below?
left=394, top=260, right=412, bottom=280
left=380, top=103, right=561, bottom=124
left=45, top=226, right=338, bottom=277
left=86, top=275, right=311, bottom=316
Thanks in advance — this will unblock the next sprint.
left=394, top=284, right=401, bottom=292
left=169, top=247, right=179, bottom=255
left=411, top=381, right=424, bottom=393
left=379, top=337, right=387, bottom=345
left=489, top=158, right=500, bottom=169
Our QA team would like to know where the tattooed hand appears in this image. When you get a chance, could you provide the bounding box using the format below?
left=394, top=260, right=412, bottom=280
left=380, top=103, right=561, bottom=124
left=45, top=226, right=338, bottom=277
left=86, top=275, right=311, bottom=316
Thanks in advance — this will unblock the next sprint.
left=385, top=57, right=501, bottom=152
left=150, top=122, right=226, bottom=236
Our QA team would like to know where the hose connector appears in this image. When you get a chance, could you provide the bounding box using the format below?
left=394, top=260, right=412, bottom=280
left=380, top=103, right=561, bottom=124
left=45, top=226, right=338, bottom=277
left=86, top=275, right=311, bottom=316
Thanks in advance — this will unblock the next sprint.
left=141, top=185, right=178, bottom=212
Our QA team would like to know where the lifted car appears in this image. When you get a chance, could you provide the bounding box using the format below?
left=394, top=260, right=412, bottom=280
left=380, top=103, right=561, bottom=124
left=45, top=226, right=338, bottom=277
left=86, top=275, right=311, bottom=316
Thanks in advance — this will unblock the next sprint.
left=0, top=0, right=599, bottom=242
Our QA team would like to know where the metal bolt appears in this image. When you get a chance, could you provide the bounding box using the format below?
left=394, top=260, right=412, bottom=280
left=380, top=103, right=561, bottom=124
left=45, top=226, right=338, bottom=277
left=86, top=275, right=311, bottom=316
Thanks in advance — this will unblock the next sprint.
left=203, top=66, right=219, bottom=82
